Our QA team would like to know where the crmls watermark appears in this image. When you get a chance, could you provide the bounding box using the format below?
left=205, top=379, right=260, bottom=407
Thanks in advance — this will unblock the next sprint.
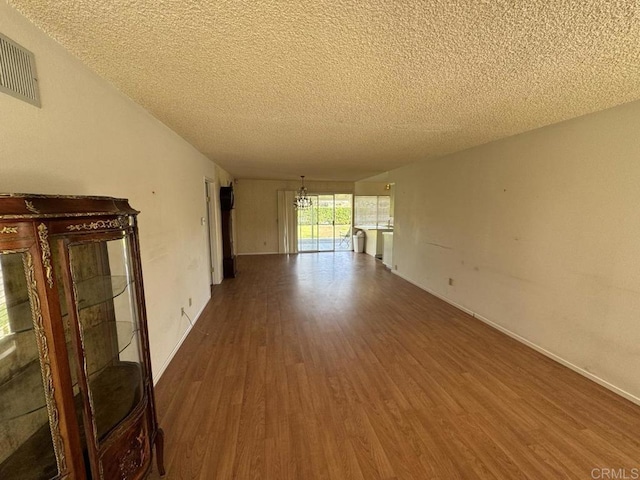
left=591, top=468, right=640, bottom=480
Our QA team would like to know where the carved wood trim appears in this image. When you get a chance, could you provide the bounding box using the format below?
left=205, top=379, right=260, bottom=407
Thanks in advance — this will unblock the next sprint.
left=24, top=200, right=40, bottom=214
left=119, top=429, right=148, bottom=479
left=66, top=217, right=128, bottom=232
left=23, top=251, right=67, bottom=474
left=37, top=223, right=54, bottom=288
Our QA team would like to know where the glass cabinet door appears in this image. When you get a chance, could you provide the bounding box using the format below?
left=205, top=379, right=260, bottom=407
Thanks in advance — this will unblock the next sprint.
left=67, top=235, right=144, bottom=444
left=0, top=252, right=59, bottom=480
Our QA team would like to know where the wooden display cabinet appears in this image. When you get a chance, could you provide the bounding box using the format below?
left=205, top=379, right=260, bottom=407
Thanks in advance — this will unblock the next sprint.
left=0, top=194, right=165, bottom=479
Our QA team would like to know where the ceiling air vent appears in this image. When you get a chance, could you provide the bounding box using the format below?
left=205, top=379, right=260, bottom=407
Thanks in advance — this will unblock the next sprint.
left=0, top=32, right=40, bottom=107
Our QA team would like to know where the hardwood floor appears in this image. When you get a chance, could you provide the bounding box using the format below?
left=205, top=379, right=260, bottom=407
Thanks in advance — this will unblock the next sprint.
left=148, top=253, right=640, bottom=479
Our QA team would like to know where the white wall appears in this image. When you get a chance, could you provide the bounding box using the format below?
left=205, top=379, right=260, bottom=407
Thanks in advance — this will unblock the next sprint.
left=391, top=100, right=640, bottom=403
left=0, top=3, right=231, bottom=381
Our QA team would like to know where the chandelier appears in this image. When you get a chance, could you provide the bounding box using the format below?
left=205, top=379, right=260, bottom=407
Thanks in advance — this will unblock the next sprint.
left=294, top=176, right=312, bottom=209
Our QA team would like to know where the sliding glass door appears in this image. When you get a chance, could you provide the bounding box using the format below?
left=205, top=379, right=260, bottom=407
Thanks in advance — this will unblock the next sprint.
left=333, top=194, right=353, bottom=251
left=317, top=195, right=334, bottom=251
left=297, top=195, right=319, bottom=251
left=297, top=194, right=353, bottom=252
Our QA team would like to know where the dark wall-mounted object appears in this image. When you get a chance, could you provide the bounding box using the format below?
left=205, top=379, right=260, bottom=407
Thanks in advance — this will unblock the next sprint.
left=220, top=186, right=237, bottom=278
left=220, top=186, right=234, bottom=211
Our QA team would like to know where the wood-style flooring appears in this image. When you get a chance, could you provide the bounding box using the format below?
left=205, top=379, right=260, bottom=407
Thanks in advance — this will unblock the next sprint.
left=148, top=253, right=640, bottom=479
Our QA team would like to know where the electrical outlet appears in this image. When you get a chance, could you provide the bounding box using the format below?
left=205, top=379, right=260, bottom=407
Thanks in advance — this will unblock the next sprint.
left=189, top=297, right=192, bottom=307
left=448, top=278, right=454, bottom=286
left=394, top=265, right=398, bottom=270
left=181, top=307, right=185, bottom=316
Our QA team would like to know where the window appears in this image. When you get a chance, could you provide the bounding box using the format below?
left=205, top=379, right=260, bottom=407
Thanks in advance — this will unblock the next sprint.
left=354, top=195, right=392, bottom=228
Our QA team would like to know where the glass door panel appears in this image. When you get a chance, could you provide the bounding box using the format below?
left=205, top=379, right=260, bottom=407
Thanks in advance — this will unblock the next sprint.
left=317, top=195, right=335, bottom=252
left=297, top=194, right=354, bottom=252
left=334, top=194, right=353, bottom=251
left=68, top=236, right=144, bottom=444
left=0, top=252, right=59, bottom=480
left=297, top=195, right=319, bottom=252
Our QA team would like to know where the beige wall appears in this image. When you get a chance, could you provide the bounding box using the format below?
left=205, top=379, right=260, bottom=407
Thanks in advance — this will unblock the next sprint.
left=235, top=179, right=354, bottom=254
left=354, top=181, right=389, bottom=196
left=390, top=100, right=640, bottom=403
left=0, top=3, right=231, bottom=381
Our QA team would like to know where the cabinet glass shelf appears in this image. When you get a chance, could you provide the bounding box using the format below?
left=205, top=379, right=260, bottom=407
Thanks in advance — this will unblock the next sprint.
left=0, top=362, right=142, bottom=480
left=0, top=359, right=45, bottom=422
left=0, top=321, right=137, bottom=422
left=4, top=275, right=130, bottom=336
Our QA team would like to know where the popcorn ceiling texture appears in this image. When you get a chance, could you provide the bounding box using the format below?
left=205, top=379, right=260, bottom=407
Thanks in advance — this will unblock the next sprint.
left=8, top=1, right=640, bottom=181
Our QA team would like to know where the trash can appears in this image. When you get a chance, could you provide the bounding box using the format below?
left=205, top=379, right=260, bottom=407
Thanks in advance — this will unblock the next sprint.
left=353, top=230, right=365, bottom=253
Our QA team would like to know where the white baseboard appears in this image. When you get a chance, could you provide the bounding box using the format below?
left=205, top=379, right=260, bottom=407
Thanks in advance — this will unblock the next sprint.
left=393, top=270, right=475, bottom=316
left=391, top=270, right=640, bottom=407
left=153, top=301, right=207, bottom=385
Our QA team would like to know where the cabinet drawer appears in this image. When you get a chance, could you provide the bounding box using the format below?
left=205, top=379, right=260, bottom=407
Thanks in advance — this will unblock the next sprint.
left=99, top=412, right=151, bottom=480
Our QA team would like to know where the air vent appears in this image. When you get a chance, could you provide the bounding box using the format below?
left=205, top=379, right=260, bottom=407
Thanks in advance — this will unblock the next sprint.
left=0, top=32, right=40, bottom=107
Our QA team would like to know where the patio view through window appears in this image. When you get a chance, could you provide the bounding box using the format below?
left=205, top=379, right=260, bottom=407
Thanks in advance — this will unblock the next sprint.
left=354, top=196, right=392, bottom=228
left=297, top=194, right=353, bottom=252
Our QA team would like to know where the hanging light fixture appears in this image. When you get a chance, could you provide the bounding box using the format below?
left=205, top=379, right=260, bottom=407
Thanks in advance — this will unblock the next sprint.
left=294, top=175, right=312, bottom=209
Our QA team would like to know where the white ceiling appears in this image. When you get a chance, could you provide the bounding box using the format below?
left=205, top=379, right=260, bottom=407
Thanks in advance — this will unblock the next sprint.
left=9, top=1, right=640, bottom=181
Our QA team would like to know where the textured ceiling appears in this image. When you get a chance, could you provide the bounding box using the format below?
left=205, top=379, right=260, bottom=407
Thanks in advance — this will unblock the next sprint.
left=8, top=1, right=640, bottom=181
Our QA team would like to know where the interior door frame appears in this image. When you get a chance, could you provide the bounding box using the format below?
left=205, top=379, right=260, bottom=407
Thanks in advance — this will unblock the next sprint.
left=204, top=178, right=222, bottom=286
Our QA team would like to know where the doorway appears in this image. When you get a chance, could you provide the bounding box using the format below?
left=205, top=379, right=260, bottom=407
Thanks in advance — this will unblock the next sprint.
left=204, top=179, right=221, bottom=287
left=297, top=194, right=353, bottom=252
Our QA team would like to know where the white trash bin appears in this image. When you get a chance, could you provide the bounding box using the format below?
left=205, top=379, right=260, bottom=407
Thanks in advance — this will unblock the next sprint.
left=353, top=231, right=365, bottom=253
